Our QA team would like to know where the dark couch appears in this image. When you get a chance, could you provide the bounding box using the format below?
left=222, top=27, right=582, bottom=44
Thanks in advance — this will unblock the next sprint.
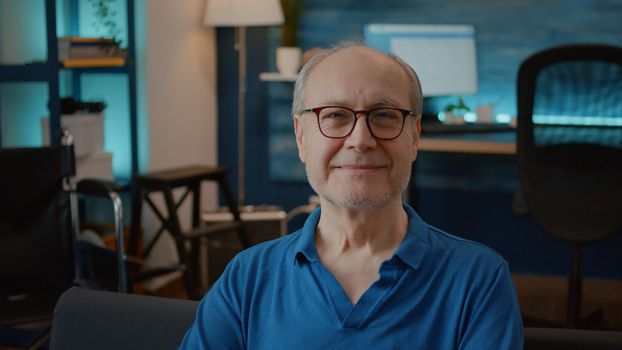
left=49, top=287, right=196, bottom=350
left=50, top=287, right=622, bottom=349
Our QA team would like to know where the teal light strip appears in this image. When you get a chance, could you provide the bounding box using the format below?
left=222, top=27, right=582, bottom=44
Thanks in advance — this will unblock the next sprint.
left=533, top=114, right=622, bottom=127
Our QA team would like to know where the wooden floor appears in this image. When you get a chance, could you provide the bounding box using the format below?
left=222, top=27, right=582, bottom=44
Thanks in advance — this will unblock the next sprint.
left=513, top=274, right=622, bottom=331
left=143, top=275, right=189, bottom=300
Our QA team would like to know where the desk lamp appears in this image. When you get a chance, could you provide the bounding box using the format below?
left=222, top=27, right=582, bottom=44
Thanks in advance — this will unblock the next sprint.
left=204, top=0, right=284, bottom=205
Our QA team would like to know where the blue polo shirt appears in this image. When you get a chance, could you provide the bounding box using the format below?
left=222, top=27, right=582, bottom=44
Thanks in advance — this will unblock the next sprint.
left=180, top=204, right=523, bottom=349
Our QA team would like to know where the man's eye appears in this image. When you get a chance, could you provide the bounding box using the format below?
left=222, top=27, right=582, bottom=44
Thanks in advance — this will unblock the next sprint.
left=322, top=110, right=350, bottom=120
left=373, top=110, right=399, bottom=120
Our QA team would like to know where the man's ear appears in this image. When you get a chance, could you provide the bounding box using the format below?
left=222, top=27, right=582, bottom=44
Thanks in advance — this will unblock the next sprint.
left=411, top=115, right=422, bottom=162
left=294, top=115, right=306, bottom=163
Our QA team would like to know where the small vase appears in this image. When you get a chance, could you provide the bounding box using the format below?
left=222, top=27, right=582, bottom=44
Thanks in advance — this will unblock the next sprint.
left=276, top=46, right=302, bottom=76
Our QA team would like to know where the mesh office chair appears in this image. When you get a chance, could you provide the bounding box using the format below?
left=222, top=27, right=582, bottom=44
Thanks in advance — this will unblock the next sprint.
left=516, top=44, right=622, bottom=328
left=0, top=132, right=127, bottom=348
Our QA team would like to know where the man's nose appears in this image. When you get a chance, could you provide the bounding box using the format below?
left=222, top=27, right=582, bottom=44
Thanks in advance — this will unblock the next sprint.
left=344, top=114, right=377, bottom=150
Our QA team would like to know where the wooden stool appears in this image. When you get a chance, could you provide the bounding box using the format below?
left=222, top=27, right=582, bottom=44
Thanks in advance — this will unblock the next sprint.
left=129, top=165, right=247, bottom=299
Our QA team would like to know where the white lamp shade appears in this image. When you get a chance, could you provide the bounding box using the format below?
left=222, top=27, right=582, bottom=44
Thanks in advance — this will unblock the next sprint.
left=204, top=0, right=284, bottom=27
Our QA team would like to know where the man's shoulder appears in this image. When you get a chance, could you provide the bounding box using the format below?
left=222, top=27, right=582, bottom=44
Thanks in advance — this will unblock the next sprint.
left=405, top=204, right=506, bottom=269
left=424, top=224, right=507, bottom=269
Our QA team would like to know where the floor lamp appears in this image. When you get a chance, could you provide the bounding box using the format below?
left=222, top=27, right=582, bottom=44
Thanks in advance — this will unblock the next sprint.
left=204, top=0, right=284, bottom=206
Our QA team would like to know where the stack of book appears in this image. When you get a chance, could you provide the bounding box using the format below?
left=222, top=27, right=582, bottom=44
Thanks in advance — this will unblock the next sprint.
left=58, top=37, right=126, bottom=68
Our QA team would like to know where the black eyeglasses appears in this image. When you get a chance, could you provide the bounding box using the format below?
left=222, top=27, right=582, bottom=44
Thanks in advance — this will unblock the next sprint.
left=301, top=106, right=415, bottom=140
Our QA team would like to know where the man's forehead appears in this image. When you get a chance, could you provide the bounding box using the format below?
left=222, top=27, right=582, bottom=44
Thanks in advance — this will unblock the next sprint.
left=304, top=46, right=411, bottom=107
left=312, top=46, right=395, bottom=74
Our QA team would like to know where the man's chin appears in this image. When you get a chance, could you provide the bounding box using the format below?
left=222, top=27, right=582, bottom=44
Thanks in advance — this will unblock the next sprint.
left=324, top=191, right=395, bottom=210
left=307, top=170, right=407, bottom=209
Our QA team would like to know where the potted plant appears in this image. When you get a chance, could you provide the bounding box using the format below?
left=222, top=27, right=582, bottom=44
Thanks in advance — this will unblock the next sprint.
left=86, top=0, right=125, bottom=56
left=443, top=97, right=470, bottom=124
left=276, top=0, right=302, bottom=76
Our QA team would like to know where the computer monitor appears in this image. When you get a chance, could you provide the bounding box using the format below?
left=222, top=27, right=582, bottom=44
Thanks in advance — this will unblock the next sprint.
left=364, top=24, right=478, bottom=97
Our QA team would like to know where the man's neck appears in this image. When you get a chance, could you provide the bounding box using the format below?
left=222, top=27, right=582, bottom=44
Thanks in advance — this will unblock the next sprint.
left=315, top=198, right=408, bottom=256
left=314, top=198, right=409, bottom=304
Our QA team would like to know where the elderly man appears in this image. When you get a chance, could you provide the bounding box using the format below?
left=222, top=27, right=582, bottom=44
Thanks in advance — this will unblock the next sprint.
left=180, top=41, right=523, bottom=349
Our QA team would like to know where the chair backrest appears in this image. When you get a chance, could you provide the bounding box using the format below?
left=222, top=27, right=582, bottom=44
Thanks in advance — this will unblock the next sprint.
left=516, top=44, right=622, bottom=243
left=0, top=146, right=76, bottom=297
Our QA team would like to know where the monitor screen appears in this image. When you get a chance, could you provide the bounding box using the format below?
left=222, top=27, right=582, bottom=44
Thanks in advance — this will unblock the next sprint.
left=364, top=24, right=478, bottom=97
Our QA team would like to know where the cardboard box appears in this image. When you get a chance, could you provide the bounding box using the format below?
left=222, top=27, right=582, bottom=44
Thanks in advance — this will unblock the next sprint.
left=202, top=206, right=287, bottom=285
left=76, top=152, right=114, bottom=181
left=202, top=207, right=287, bottom=237
left=41, top=113, right=105, bottom=157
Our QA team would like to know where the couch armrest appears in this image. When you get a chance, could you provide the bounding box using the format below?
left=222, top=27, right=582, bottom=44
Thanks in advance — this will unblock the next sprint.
left=50, top=287, right=198, bottom=350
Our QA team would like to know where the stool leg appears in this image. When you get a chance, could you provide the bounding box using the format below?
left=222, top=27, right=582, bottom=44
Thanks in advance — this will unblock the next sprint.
left=162, top=187, right=199, bottom=299
left=190, top=182, right=202, bottom=288
left=191, top=182, right=201, bottom=228
left=129, top=186, right=143, bottom=258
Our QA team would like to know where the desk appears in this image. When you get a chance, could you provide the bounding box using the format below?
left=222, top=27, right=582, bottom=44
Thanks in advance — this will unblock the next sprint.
left=407, top=131, right=516, bottom=209
left=419, top=126, right=622, bottom=154
left=419, top=131, right=516, bottom=155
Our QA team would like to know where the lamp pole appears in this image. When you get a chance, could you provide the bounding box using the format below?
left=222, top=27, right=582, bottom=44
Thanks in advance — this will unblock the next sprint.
left=235, top=26, right=247, bottom=206
left=203, top=0, right=283, bottom=207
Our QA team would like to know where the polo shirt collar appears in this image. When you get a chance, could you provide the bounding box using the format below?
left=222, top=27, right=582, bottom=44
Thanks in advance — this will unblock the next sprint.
left=292, top=203, right=429, bottom=269
left=293, top=207, right=322, bottom=264
left=394, top=203, right=428, bottom=270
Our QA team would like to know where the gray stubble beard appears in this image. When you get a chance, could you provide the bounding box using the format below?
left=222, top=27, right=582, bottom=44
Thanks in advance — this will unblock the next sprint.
left=304, top=165, right=411, bottom=210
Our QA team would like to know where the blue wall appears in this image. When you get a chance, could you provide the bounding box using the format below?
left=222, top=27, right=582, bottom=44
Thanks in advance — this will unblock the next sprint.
left=266, top=0, right=622, bottom=183
left=0, top=0, right=49, bottom=146
left=217, top=0, right=622, bottom=278
left=0, top=0, right=143, bottom=180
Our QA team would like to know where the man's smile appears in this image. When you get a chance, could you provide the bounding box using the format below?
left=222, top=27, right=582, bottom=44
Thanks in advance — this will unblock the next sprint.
left=333, top=164, right=386, bottom=175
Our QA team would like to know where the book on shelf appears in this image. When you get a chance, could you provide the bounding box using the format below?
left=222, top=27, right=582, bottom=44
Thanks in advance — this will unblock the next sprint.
left=58, top=36, right=126, bottom=61
left=62, top=57, right=126, bottom=68
left=61, top=37, right=116, bottom=43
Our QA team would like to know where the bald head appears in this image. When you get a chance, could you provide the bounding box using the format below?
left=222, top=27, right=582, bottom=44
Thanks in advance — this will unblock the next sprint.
left=292, top=41, right=423, bottom=116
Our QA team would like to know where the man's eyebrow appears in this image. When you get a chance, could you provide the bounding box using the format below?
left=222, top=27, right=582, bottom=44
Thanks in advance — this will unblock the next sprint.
left=315, top=99, right=349, bottom=107
left=312, top=98, right=405, bottom=108
left=370, top=98, right=404, bottom=108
